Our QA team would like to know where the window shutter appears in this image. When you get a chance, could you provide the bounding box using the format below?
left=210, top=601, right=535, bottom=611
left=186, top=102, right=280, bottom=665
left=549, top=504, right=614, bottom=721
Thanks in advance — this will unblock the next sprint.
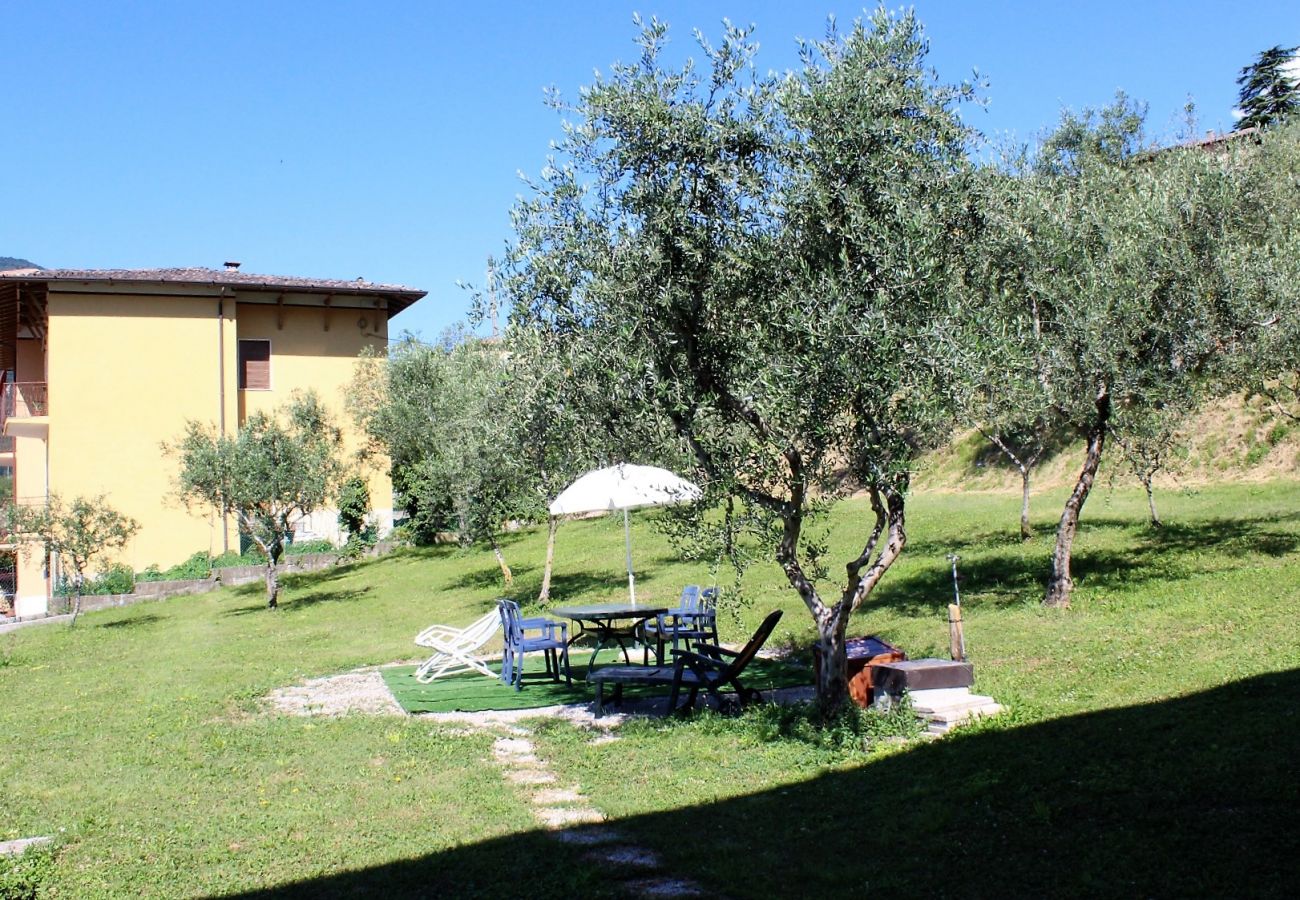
left=239, top=340, right=271, bottom=390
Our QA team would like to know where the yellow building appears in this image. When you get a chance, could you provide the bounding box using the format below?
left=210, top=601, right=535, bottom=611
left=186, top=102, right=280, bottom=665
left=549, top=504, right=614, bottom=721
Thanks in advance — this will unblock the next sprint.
left=0, top=265, right=425, bottom=618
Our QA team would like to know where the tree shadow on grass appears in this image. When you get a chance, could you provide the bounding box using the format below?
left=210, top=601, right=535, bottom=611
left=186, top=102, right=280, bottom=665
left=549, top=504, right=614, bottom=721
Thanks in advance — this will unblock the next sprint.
left=222, top=587, right=373, bottom=616
left=226, top=667, right=1300, bottom=898
left=97, top=613, right=163, bottom=629
left=447, top=563, right=538, bottom=592
left=518, top=572, right=621, bottom=607
left=875, top=512, right=1300, bottom=616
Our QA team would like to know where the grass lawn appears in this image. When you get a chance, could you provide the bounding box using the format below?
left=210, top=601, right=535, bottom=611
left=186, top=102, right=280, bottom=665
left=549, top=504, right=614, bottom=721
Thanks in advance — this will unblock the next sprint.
left=1, top=481, right=1297, bottom=896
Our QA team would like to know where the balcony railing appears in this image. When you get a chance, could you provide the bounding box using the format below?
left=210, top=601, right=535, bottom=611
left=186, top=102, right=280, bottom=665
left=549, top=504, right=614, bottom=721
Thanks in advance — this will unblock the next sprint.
left=1, top=382, right=48, bottom=420
left=0, top=382, right=48, bottom=441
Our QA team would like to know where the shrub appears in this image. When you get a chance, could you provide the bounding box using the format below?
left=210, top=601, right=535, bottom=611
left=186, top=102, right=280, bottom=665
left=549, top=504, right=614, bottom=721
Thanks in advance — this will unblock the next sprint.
left=57, top=562, right=135, bottom=596
left=211, top=549, right=266, bottom=568
left=0, top=844, right=57, bottom=899
left=736, top=697, right=923, bottom=753
left=136, top=551, right=212, bottom=583
left=1244, top=443, right=1271, bottom=467
left=285, top=538, right=335, bottom=556
left=337, top=476, right=371, bottom=540
left=95, top=563, right=136, bottom=596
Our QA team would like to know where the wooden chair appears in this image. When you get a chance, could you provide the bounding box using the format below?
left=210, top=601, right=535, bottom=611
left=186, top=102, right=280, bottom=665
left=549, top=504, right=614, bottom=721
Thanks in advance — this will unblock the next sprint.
left=590, top=609, right=783, bottom=716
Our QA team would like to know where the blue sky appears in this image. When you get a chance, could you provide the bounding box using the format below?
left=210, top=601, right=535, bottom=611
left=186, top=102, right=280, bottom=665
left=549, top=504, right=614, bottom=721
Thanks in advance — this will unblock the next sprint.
left=2, top=1, right=1295, bottom=339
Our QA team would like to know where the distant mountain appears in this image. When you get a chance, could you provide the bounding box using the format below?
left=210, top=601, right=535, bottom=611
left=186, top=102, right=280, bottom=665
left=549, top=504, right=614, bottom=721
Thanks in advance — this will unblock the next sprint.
left=0, top=257, right=41, bottom=270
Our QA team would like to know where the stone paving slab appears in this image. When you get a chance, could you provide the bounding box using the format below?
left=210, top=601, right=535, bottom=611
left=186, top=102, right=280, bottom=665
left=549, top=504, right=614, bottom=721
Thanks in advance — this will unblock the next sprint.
left=0, top=836, right=52, bottom=856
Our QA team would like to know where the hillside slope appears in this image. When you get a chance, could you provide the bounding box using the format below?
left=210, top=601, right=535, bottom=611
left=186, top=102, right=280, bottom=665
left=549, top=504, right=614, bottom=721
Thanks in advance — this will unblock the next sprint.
left=917, top=391, right=1300, bottom=493
left=0, top=255, right=41, bottom=270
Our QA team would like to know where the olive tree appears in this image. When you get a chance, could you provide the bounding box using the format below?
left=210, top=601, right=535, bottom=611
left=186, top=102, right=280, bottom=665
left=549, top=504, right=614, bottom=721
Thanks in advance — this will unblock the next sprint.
left=171, top=391, right=341, bottom=609
left=6, top=494, right=138, bottom=626
left=976, top=97, right=1292, bottom=607
left=1110, top=403, right=1188, bottom=528
left=1230, top=123, right=1300, bottom=419
left=499, top=328, right=646, bottom=601
left=498, top=11, right=979, bottom=713
left=349, top=329, right=543, bottom=585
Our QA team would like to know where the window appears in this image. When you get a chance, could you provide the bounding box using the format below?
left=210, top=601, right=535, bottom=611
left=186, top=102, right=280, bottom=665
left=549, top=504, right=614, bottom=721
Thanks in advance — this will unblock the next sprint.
left=238, top=339, right=271, bottom=390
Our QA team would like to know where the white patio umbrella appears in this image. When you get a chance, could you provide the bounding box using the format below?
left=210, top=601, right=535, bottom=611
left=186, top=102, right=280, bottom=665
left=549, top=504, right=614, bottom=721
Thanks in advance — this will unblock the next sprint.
left=549, top=464, right=702, bottom=604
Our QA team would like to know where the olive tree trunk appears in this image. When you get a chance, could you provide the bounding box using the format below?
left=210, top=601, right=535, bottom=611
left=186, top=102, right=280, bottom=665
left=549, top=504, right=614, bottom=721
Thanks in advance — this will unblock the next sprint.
left=538, top=516, right=558, bottom=602
left=69, top=572, right=85, bottom=627
left=264, top=558, right=280, bottom=609
left=1044, top=389, right=1110, bottom=608
left=779, top=477, right=907, bottom=717
left=981, top=429, right=1041, bottom=541
left=491, top=537, right=514, bottom=587
left=1143, top=479, right=1162, bottom=528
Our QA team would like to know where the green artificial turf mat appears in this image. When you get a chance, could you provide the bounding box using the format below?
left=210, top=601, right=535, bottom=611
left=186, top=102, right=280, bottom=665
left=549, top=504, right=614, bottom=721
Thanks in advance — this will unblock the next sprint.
left=382, top=650, right=812, bottom=713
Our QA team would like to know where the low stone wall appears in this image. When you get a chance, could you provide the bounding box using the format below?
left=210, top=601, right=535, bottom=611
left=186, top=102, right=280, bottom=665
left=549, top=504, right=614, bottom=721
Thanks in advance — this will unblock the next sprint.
left=4, top=545, right=401, bottom=628
left=212, top=552, right=341, bottom=586
left=131, top=578, right=221, bottom=598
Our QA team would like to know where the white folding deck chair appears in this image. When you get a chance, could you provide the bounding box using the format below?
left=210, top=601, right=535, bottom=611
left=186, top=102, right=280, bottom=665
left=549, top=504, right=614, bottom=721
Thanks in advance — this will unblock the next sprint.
left=413, top=611, right=500, bottom=683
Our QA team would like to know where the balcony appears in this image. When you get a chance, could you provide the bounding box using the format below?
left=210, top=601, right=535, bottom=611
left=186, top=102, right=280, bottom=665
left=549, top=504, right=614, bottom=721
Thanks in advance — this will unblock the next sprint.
left=1, top=382, right=48, bottom=439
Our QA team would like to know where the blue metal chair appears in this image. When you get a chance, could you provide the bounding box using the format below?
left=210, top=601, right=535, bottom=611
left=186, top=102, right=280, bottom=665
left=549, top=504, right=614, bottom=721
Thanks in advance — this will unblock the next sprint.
left=496, top=599, right=571, bottom=691
left=643, top=585, right=719, bottom=665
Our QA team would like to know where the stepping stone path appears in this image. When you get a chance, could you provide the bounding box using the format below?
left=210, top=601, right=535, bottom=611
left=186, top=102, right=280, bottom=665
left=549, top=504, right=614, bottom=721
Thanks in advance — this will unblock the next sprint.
left=491, top=729, right=711, bottom=897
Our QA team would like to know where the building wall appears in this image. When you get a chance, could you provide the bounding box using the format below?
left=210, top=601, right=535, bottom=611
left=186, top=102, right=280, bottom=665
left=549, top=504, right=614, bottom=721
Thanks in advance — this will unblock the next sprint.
left=10, top=289, right=395, bottom=614
left=44, top=290, right=234, bottom=574
left=12, top=338, right=50, bottom=615
left=235, top=303, right=393, bottom=541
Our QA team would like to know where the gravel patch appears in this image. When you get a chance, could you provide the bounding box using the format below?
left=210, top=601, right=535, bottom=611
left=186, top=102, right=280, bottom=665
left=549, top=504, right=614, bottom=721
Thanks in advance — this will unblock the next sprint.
left=264, top=664, right=816, bottom=727
left=265, top=667, right=403, bottom=717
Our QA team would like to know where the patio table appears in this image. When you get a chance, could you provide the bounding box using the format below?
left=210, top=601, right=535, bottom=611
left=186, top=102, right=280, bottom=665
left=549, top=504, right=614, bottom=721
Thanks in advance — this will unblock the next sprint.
left=551, top=602, right=669, bottom=669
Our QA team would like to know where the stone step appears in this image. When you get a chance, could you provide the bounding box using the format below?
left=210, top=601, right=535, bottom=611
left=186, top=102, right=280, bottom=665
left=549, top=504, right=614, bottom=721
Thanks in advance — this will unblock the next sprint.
left=926, top=701, right=1002, bottom=724
left=907, top=687, right=973, bottom=709
left=912, top=695, right=999, bottom=717
left=924, top=703, right=1003, bottom=732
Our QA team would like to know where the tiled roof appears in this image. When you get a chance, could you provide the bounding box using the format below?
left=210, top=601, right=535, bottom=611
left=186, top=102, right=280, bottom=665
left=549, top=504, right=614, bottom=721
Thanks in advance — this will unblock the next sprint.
left=0, top=266, right=426, bottom=317
left=0, top=266, right=424, bottom=297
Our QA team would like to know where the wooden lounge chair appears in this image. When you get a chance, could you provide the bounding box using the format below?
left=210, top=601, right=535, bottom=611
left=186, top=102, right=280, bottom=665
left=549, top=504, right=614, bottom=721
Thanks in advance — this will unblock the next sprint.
left=589, top=610, right=783, bottom=716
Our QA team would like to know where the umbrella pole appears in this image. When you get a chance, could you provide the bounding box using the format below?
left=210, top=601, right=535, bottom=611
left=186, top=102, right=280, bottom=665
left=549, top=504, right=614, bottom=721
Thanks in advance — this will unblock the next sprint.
left=624, top=508, right=635, bottom=605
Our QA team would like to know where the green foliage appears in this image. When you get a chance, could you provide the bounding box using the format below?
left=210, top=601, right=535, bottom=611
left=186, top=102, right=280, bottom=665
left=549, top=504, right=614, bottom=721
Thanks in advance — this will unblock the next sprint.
left=347, top=329, right=546, bottom=585
left=1244, top=442, right=1272, bottom=467
left=0, top=845, right=57, bottom=899
left=1236, top=45, right=1300, bottom=131
left=966, top=95, right=1299, bottom=603
left=95, top=563, right=135, bottom=596
left=55, top=563, right=135, bottom=597
left=284, top=538, right=334, bottom=556
left=730, top=696, right=922, bottom=753
left=136, top=551, right=213, bottom=583
left=497, top=9, right=981, bottom=710
left=170, top=391, right=342, bottom=607
left=210, top=549, right=266, bottom=568
left=5, top=494, right=139, bottom=622
left=335, top=476, right=370, bottom=542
